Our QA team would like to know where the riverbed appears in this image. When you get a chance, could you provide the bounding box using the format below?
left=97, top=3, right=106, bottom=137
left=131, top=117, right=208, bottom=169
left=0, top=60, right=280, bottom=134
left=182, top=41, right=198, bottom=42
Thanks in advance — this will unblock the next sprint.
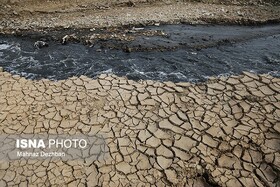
left=0, top=24, right=279, bottom=82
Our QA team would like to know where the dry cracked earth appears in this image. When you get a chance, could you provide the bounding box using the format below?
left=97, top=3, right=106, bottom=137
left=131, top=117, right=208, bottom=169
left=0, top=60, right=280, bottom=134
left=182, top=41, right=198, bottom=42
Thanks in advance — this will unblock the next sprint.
left=0, top=70, right=279, bottom=186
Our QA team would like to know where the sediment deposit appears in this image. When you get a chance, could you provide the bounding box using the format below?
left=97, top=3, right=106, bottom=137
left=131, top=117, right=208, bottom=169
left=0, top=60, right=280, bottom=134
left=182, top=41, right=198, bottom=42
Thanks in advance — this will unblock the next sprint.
left=0, top=71, right=279, bottom=186
left=1, top=1, right=280, bottom=36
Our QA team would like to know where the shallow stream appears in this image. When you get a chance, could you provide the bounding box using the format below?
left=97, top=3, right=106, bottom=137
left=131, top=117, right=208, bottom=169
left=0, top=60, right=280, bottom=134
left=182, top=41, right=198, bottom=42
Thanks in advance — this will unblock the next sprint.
left=0, top=24, right=279, bottom=82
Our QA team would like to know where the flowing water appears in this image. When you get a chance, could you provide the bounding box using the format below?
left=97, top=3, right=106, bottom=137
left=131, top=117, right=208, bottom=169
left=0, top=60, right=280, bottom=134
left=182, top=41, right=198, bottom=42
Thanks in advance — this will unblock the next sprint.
left=0, top=24, right=279, bottom=82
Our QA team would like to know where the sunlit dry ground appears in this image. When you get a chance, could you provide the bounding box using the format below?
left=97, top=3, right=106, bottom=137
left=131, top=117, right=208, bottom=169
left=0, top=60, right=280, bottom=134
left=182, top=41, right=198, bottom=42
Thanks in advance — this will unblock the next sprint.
left=0, top=70, right=279, bottom=186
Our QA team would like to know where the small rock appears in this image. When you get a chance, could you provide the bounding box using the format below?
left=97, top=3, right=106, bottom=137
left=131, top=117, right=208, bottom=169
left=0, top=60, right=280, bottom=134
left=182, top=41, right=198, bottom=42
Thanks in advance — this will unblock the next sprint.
left=34, top=41, right=48, bottom=49
left=123, top=45, right=132, bottom=53
left=62, top=34, right=78, bottom=44
left=12, top=10, right=19, bottom=15
left=62, top=35, right=70, bottom=44
left=0, top=67, right=3, bottom=72
left=132, top=27, right=144, bottom=31
left=154, top=23, right=160, bottom=26
left=237, top=11, right=243, bottom=16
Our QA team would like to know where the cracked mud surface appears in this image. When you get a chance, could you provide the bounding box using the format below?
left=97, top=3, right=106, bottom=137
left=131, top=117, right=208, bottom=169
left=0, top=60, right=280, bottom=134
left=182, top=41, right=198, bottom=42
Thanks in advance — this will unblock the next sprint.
left=0, top=70, right=279, bottom=186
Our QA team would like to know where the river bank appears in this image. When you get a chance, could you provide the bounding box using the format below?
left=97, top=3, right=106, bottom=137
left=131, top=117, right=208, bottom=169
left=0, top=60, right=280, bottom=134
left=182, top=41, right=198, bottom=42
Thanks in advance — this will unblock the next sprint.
left=1, top=1, right=280, bottom=39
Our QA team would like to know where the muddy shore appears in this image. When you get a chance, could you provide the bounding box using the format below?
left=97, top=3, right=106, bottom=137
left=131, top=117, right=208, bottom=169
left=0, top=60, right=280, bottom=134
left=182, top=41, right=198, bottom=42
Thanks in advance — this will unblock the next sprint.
left=1, top=1, right=280, bottom=43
